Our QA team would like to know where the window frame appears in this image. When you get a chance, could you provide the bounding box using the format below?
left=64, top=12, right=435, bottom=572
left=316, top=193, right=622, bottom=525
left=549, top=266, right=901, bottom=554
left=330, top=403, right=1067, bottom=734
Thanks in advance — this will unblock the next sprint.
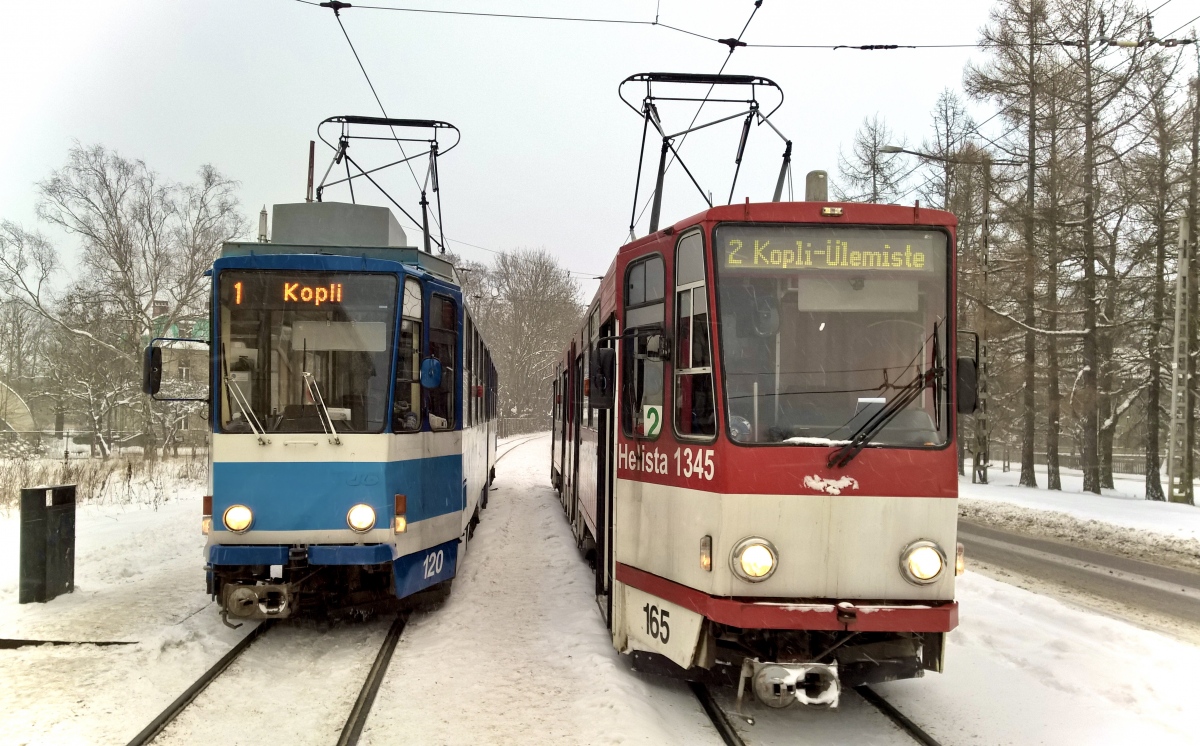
left=672, top=229, right=718, bottom=443
left=392, top=276, right=424, bottom=433
left=620, top=253, right=667, bottom=440
left=427, top=291, right=458, bottom=431
left=710, top=221, right=955, bottom=450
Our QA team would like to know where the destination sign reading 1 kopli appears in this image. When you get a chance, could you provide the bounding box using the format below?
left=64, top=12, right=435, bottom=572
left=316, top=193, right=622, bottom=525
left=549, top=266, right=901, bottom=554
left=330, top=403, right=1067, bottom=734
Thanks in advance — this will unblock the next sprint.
left=718, top=226, right=943, bottom=273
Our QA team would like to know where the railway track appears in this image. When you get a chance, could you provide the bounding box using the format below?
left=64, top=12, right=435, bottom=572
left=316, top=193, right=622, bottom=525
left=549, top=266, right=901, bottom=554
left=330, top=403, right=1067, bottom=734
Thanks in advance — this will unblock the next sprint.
left=496, top=432, right=547, bottom=463
left=125, top=438, right=531, bottom=745
left=125, top=620, right=274, bottom=746
left=690, top=681, right=943, bottom=746
left=125, top=616, right=407, bottom=746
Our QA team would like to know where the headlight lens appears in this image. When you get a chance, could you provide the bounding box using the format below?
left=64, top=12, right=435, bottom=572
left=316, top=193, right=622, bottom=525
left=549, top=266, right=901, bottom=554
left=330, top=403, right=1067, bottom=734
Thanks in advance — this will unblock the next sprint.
left=900, top=540, right=946, bottom=585
left=223, top=505, right=253, bottom=533
left=730, top=537, right=778, bottom=582
left=347, top=504, right=377, bottom=532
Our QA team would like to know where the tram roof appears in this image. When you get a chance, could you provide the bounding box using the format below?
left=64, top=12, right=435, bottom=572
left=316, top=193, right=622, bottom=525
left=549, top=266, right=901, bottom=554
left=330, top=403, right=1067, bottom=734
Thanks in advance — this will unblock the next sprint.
left=220, top=241, right=459, bottom=284
left=617, top=200, right=958, bottom=257
left=221, top=201, right=459, bottom=284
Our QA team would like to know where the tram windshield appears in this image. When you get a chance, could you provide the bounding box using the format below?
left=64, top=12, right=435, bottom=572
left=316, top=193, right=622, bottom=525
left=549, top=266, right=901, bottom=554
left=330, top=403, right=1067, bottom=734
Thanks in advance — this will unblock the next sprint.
left=217, top=270, right=397, bottom=434
left=713, top=224, right=950, bottom=447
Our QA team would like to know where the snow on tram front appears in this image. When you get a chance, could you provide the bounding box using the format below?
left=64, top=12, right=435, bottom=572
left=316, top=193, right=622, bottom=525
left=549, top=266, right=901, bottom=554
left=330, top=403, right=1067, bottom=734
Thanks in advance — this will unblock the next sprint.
left=552, top=196, right=974, bottom=710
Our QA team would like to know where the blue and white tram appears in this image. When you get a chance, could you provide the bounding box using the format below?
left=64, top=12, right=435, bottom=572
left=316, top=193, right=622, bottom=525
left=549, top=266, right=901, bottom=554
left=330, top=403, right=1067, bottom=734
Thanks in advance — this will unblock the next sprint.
left=147, top=202, right=497, bottom=622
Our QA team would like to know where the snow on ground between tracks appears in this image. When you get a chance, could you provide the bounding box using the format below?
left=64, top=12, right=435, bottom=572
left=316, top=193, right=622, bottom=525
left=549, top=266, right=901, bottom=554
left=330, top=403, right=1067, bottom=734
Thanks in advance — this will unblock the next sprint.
left=359, top=434, right=718, bottom=746
left=959, top=468, right=1200, bottom=570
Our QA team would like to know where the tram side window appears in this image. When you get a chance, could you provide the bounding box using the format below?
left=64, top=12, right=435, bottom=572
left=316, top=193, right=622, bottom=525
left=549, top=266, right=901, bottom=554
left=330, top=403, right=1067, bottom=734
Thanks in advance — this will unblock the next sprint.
left=475, top=334, right=483, bottom=424
left=429, top=294, right=457, bottom=430
left=674, top=232, right=716, bottom=439
left=393, top=278, right=423, bottom=432
left=465, top=318, right=474, bottom=427
left=621, top=254, right=666, bottom=438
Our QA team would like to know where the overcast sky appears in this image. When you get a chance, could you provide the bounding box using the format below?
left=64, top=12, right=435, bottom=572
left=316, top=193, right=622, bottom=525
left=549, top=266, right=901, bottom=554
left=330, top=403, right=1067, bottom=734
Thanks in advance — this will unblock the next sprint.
left=2, top=0, right=1194, bottom=296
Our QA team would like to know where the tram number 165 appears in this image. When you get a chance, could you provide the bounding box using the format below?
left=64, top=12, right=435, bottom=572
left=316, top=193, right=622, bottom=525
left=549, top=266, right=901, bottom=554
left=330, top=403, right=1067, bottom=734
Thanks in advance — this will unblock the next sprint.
left=422, top=549, right=445, bottom=579
left=642, top=603, right=670, bottom=644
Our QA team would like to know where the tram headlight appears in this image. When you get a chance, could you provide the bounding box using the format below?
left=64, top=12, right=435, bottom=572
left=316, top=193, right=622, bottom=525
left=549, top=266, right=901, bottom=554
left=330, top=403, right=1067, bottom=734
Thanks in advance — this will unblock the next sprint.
left=347, top=504, right=377, bottom=533
left=223, top=505, right=253, bottom=533
left=899, top=540, right=947, bottom=585
left=730, top=537, right=778, bottom=582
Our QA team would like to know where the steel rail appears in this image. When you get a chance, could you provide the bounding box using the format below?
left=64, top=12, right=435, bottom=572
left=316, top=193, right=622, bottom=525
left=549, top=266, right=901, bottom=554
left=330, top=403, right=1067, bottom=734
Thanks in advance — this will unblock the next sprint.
left=855, top=685, right=943, bottom=746
left=125, top=620, right=273, bottom=746
left=689, top=682, right=746, bottom=746
left=495, top=432, right=548, bottom=463
left=336, top=615, right=408, bottom=746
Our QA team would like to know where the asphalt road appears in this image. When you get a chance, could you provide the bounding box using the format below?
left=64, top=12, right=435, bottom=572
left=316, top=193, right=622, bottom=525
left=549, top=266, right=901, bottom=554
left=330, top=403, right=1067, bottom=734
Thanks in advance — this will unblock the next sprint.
left=957, top=520, right=1200, bottom=628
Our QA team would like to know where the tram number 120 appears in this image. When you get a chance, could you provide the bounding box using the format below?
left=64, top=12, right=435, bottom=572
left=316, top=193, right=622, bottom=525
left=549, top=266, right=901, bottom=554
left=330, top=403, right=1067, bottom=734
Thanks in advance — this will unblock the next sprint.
left=642, top=603, right=670, bottom=644
left=422, top=549, right=445, bottom=579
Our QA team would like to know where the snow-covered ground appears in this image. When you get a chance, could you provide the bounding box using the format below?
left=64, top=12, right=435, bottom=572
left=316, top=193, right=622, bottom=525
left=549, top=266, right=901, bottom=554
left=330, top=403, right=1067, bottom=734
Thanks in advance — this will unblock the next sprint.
left=360, top=434, right=720, bottom=745
left=2, top=440, right=1198, bottom=744
left=959, top=466, right=1200, bottom=570
left=961, top=465, right=1200, bottom=539
left=0, top=480, right=255, bottom=745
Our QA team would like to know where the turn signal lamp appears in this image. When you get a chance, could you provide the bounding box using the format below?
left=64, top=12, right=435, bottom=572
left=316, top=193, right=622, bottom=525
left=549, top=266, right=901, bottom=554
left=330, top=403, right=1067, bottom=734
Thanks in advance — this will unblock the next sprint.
left=223, top=504, right=253, bottom=533
left=731, top=537, right=778, bottom=582
left=394, top=494, right=407, bottom=533
left=956, top=542, right=966, bottom=576
left=347, top=504, right=376, bottom=533
left=900, top=540, right=946, bottom=585
left=700, top=535, right=712, bottom=571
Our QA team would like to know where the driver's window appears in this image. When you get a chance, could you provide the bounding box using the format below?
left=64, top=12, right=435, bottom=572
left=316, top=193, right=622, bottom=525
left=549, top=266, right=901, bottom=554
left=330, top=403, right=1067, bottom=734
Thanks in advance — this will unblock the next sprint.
left=621, top=254, right=665, bottom=438
left=393, top=278, right=423, bottom=432
left=429, top=294, right=457, bottom=430
left=674, top=232, right=715, bottom=439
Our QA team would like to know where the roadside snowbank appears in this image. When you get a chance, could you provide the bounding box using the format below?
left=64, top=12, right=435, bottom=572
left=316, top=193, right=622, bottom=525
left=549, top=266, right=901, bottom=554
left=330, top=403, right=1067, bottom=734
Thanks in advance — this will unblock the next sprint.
left=960, top=469, right=1200, bottom=570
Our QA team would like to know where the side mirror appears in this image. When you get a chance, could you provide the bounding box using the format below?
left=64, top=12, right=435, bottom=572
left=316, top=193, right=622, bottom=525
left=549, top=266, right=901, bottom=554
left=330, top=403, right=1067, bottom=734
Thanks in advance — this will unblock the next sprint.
left=589, top=348, right=616, bottom=409
left=420, top=357, right=443, bottom=389
left=956, top=357, right=978, bottom=414
left=142, top=346, right=162, bottom=395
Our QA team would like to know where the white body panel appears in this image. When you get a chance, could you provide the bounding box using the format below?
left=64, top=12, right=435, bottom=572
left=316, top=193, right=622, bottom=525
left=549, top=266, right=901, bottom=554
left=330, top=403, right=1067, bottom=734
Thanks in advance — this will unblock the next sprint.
left=615, top=479, right=957, bottom=601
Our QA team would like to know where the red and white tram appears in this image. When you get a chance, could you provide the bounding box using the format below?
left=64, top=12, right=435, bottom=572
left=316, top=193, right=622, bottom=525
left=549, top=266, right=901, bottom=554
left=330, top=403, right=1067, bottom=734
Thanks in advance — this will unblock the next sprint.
left=551, top=198, right=975, bottom=709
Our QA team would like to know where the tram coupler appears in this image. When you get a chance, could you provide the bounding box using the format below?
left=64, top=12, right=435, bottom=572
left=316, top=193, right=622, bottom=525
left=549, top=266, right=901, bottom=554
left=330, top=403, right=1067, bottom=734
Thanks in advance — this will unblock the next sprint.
left=736, top=658, right=840, bottom=713
left=221, top=582, right=293, bottom=621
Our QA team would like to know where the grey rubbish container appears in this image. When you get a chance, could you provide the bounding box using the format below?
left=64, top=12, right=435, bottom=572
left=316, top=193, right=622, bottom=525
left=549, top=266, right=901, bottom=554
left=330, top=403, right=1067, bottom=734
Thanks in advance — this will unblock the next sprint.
left=19, top=484, right=76, bottom=604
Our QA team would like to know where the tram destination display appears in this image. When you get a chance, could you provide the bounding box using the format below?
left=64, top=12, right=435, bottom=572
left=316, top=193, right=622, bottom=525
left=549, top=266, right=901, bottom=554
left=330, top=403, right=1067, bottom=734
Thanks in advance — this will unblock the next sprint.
left=719, top=225, right=944, bottom=274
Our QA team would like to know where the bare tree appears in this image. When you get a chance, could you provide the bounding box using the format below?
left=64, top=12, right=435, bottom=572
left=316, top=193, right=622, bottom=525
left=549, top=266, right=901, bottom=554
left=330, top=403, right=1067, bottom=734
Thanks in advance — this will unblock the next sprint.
left=836, top=115, right=910, bottom=203
left=0, top=144, right=245, bottom=456
left=468, top=248, right=582, bottom=427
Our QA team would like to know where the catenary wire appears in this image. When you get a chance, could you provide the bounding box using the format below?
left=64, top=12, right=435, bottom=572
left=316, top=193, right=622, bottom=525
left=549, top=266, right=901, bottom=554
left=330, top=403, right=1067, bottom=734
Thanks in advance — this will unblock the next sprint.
left=291, top=0, right=1183, bottom=51
left=628, top=1, right=763, bottom=237
left=327, top=9, right=426, bottom=196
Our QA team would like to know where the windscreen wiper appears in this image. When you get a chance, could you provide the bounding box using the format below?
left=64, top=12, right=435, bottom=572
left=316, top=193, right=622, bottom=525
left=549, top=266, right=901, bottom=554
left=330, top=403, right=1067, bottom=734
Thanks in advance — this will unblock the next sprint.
left=221, top=346, right=268, bottom=445
left=302, top=371, right=342, bottom=445
left=827, top=322, right=943, bottom=469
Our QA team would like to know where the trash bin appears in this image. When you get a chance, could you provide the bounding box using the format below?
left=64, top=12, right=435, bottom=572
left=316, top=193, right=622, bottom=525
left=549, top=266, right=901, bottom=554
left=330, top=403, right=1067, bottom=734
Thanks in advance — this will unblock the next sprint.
left=19, top=484, right=76, bottom=604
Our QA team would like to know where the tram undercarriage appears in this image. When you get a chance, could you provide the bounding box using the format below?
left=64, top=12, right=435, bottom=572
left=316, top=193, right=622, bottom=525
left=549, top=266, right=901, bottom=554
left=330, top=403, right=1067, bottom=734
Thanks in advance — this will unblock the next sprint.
left=209, top=559, right=453, bottom=624
left=631, top=626, right=943, bottom=709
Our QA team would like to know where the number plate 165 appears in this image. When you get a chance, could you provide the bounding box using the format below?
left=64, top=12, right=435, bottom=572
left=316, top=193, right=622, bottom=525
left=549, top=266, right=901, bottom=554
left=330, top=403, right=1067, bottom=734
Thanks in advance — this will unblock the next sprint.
left=622, top=584, right=704, bottom=671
